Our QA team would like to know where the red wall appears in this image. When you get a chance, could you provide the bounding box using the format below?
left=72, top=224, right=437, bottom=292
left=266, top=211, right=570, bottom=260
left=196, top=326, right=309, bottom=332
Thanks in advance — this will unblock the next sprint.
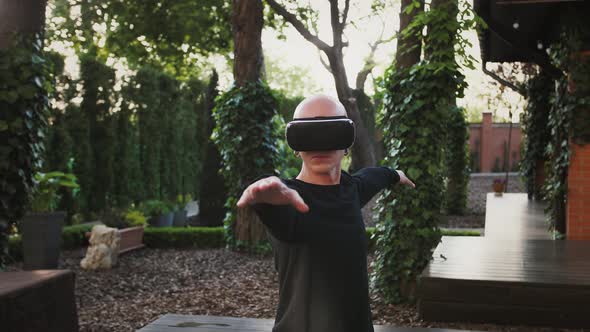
left=468, top=112, right=522, bottom=173
left=567, top=142, right=590, bottom=240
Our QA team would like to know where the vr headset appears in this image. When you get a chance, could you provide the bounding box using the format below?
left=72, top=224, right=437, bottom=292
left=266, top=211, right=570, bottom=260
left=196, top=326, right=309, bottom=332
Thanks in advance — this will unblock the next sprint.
left=285, top=116, right=355, bottom=151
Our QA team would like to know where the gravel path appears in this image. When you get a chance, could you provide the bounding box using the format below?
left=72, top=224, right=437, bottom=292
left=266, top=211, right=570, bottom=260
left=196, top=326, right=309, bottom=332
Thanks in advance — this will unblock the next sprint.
left=6, top=248, right=578, bottom=332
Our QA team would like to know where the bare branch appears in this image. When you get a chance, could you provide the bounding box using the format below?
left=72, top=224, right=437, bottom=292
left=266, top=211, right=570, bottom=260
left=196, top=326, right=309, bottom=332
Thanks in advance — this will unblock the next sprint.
left=328, top=0, right=342, bottom=49
left=341, top=0, right=350, bottom=31
left=355, top=18, right=394, bottom=90
left=318, top=50, right=333, bottom=74
left=265, top=0, right=332, bottom=53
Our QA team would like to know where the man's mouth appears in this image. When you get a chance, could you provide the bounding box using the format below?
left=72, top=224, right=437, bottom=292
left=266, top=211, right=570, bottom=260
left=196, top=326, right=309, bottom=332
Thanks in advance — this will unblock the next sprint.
left=311, top=154, right=330, bottom=159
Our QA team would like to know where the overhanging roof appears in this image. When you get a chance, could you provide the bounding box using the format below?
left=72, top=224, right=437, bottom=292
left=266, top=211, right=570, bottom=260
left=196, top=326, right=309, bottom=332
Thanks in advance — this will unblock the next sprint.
left=474, top=0, right=589, bottom=68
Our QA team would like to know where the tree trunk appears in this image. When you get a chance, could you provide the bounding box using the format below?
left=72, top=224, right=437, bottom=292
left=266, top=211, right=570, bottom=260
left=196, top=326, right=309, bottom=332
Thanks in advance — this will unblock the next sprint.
left=233, top=0, right=264, bottom=86
left=326, top=49, right=376, bottom=172
left=0, top=0, right=47, bottom=48
left=396, top=0, right=423, bottom=69
left=231, top=0, right=267, bottom=246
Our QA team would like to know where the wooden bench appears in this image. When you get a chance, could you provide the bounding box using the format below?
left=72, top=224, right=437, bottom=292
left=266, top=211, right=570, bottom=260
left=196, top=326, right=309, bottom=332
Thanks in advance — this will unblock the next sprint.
left=137, top=314, right=480, bottom=332
left=0, top=270, right=78, bottom=332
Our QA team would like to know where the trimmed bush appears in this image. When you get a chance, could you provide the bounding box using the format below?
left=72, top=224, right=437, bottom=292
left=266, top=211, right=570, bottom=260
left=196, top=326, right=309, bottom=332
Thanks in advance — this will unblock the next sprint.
left=143, top=227, right=225, bottom=249
left=61, top=224, right=95, bottom=249
left=6, top=225, right=481, bottom=265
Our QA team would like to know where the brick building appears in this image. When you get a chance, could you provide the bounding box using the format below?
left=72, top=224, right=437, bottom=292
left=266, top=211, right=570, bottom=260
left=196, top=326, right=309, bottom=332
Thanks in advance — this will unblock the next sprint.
left=468, top=112, right=522, bottom=173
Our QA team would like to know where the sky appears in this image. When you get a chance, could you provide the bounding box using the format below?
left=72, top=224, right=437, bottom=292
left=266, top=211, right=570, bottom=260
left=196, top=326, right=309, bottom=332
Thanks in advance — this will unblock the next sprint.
left=256, top=0, right=525, bottom=123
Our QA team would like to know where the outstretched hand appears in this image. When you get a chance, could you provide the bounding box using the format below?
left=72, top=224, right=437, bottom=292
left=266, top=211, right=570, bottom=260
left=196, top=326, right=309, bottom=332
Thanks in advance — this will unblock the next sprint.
left=237, top=176, right=310, bottom=213
left=396, top=170, right=416, bottom=188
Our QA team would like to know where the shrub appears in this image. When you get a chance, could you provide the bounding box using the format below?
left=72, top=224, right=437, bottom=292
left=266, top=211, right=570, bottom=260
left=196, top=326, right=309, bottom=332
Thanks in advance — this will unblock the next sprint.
left=100, top=208, right=130, bottom=229
left=61, top=224, right=94, bottom=249
left=124, top=209, right=147, bottom=227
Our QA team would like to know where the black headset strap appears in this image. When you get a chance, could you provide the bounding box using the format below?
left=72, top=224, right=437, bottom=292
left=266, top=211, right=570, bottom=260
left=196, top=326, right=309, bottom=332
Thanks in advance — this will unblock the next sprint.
left=291, top=115, right=348, bottom=121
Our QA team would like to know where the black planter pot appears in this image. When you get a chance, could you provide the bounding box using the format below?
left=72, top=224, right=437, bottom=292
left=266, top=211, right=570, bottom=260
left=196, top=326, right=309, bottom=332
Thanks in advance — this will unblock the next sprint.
left=148, top=213, right=174, bottom=227
left=172, top=210, right=187, bottom=227
left=20, top=211, right=66, bottom=270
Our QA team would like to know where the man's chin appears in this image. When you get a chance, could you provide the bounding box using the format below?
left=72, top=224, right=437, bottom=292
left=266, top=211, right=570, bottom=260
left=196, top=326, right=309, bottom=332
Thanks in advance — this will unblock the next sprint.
left=309, top=164, right=338, bottom=174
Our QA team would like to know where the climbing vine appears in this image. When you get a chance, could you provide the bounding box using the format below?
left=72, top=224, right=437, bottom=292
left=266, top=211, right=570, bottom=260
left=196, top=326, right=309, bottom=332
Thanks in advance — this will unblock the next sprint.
left=211, top=81, right=280, bottom=248
left=372, top=0, right=481, bottom=303
left=444, top=106, right=470, bottom=215
left=520, top=71, right=553, bottom=200
left=0, top=33, right=51, bottom=267
left=543, top=26, right=590, bottom=234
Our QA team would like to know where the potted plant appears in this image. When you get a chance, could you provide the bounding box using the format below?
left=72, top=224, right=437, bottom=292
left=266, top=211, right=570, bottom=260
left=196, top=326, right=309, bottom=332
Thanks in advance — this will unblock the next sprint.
left=142, top=200, right=172, bottom=227
left=119, top=207, right=147, bottom=254
left=172, top=194, right=191, bottom=227
left=492, top=178, right=506, bottom=196
left=20, top=171, right=78, bottom=270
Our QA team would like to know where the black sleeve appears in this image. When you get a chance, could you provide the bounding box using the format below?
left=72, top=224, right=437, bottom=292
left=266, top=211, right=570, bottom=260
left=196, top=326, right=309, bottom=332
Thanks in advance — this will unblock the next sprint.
left=352, top=166, right=400, bottom=207
left=251, top=202, right=302, bottom=243
left=245, top=178, right=308, bottom=243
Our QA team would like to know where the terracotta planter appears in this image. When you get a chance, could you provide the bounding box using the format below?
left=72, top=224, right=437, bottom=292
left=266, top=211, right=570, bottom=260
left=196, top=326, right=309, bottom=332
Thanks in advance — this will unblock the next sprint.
left=493, top=183, right=505, bottom=196
left=118, top=226, right=145, bottom=255
left=85, top=225, right=145, bottom=255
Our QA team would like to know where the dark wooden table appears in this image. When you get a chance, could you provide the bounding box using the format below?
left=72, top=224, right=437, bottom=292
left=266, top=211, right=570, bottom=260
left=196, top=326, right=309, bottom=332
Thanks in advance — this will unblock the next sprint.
left=137, top=314, right=480, bottom=332
left=0, top=270, right=79, bottom=332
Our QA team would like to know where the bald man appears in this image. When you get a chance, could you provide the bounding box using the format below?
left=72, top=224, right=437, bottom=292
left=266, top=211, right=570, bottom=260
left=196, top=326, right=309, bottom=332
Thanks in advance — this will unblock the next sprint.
left=237, top=94, right=414, bottom=332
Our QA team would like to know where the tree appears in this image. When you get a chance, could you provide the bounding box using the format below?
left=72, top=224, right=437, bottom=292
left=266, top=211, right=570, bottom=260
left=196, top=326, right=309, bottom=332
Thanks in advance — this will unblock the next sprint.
left=198, top=71, right=228, bottom=226
left=79, top=55, right=116, bottom=212
left=265, top=0, right=381, bottom=170
left=213, top=0, right=280, bottom=250
left=46, top=0, right=232, bottom=76
left=373, top=0, right=478, bottom=303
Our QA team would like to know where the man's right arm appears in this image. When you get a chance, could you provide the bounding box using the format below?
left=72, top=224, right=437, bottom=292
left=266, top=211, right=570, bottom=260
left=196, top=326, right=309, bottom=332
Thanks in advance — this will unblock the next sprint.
left=238, top=176, right=309, bottom=242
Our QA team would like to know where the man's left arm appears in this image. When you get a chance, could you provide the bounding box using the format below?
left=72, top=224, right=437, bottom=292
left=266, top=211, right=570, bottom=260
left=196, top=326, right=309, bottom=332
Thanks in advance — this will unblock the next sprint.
left=352, top=167, right=414, bottom=207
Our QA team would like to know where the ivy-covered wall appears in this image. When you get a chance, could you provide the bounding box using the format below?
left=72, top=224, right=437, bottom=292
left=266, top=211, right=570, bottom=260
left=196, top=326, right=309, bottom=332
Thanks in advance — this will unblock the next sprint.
left=0, top=34, right=51, bottom=267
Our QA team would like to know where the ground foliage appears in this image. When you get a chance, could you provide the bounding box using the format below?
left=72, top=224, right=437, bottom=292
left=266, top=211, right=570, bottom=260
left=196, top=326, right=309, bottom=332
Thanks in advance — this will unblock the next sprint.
left=373, top=0, right=481, bottom=303
left=5, top=248, right=581, bottom=332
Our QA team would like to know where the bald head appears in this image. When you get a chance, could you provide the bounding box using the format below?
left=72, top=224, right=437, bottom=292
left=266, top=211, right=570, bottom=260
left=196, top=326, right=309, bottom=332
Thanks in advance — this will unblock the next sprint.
left=293, top=94, right=347, bottom=119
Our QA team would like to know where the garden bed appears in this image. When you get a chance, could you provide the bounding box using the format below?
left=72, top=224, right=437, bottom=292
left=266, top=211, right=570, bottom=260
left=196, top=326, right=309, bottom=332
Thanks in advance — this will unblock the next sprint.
left=5, top=248, right=576, bottom=332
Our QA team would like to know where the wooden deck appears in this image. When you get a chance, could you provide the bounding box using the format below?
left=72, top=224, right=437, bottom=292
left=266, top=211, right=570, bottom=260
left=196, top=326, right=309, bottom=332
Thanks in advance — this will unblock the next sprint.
left=418, top=193, right=590, bottom=328
left=137, top=314, right=480, bottom=332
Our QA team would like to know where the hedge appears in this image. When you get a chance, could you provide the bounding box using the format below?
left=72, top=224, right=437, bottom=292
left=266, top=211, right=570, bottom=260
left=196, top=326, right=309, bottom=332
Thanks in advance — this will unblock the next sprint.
left=6, top=225, right=480, bottom=263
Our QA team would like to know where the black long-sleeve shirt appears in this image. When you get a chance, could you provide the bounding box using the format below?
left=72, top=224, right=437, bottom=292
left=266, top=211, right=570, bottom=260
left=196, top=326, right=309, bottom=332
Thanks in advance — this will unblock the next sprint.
left=251, top=167, right=400, bottom=332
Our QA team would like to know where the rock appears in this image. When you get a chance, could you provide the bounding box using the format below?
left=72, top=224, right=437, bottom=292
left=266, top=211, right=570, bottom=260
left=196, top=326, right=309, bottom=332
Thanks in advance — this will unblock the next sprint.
left=80, top=225, right=121, bottom=270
